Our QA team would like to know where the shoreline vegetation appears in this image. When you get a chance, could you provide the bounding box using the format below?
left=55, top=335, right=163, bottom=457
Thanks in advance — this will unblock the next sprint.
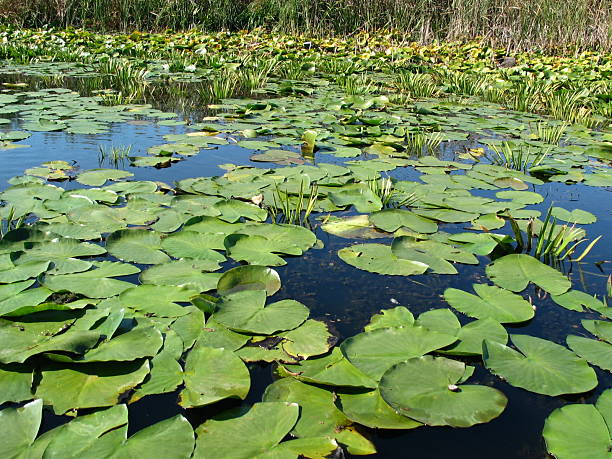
left=0, top=0, right=610, bottom=51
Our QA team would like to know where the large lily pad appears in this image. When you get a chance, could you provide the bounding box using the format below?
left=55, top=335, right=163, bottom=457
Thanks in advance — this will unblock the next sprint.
left=338, top=243, right=428, bottom=276
left=444, top=284, right=534, bottom=324
left=180, top=343, right=250, bottom=408
left=379, top=356, right=507, bottom=427
left=485, top=254, right=571, bottom=295
left=340, top=325, right=457, bottom=380
left=482, top=334, right=598, bottom=396
left=106, top=229, right=170, bottom=264
left=543, top=389, right=612, bottom=459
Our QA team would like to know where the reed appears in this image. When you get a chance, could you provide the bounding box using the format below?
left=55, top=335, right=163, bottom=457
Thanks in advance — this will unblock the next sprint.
left=0, top=0, right=608, bottom=50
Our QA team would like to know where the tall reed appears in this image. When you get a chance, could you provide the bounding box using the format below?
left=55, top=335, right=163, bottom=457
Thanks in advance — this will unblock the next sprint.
left=0, top=0, right=609, bottom=50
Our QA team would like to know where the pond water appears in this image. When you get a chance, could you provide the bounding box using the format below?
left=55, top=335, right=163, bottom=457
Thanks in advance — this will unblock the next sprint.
left=0, top=69, right=610, bottom=458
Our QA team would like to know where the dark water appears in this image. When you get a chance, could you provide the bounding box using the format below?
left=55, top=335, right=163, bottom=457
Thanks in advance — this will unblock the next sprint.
left=0, top=77, right=610, bottom=458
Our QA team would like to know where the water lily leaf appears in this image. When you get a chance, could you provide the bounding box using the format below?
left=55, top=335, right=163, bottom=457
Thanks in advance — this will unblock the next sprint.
left=543, top=390, right=612, bottom=459
left=566, top=335, right=612, bottom=371
left=416, top=308, right=508, bottom=356
left=328, top=184, right=383, bottom=212
left=337, top=388, right=422, bottom=430
left=180, top=344, right=250, bottom=408
left=282, top=319, right=334, bottom=359
left=321, top=215, right=385, bottom=239
left=0, top=399, right=42, bottom=458
left=214, top=199, right=267, bottom=223
left=365, top=306, right=414, bottom=331
left=340, top=326, right=457, bottom=380
left=119, top=285, right=198, bottom=317
left=251, top=150, right=305, bottom=165
left=0, top=315, right=101, bottom=363
left=76, top=169, right=133, bottom=187
left=162, top=230, right=228, bottom=258
left=0, top=260, right=50, bottom=283
left=338, top=243, right=428, bottom=276
left=550, top=206, right=596, bottom=224
left=392, top=238, right=478, bottom=274
left=485, top=254, right=571, bottom=295
left=213, top=290, right=308, bottom=335
left=0, top=286, right=53, bottom=316
left=470, top=213, right=505, bottom=230
left=217, top=265, right=281, bottom=296
left=193, top=402, right=299, bottom=459
left=0, top=362, right=33, bottom=404
left=140, top=260, right=222, bottom=292
left=131, top=330, right=184, bottom=402
left=282, top=348, right=376, bottom=388
left=482, top=334, right=598, bottom=396
left=412, top=208, right=479, bottom=223
left=106, top=229, right=170, bottom=264
left=14, top=238, right=106, bottom=274
left=224, top=234, right=298, bottom=266
left=198, top=317, right=250, bottom=351
left=263, top=377, right=374, bottom=453
left=444, top=284, right=534, bottom=324
left=260, top=437, right=339, bottom=458
left=582, top=320, right=612, bottom=343
left=36, top=360, right=150, bottom=414
left=495, top=190, right=543, bottom=204
left=379, top=356, right=507, bottom=427
left=369, top=209, right=438, bottom=234
left=50, top=326, right=163, bottom=364
left=42, top=261, right=141, bottom=298
left=552, top=290, right=606, bottom=313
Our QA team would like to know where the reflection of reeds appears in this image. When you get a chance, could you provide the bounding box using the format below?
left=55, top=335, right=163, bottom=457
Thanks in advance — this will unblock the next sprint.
left=98, top=144, right=132, bottom=167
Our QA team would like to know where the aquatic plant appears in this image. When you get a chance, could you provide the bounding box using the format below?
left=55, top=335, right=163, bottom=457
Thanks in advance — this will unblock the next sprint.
left=98, top=144, right=133, bottom=167
left=269, top=181, right=319, bottom=226
left=394, top=71, right=439, bottom=98
left=530, top=121, right=568, bottom=144
left=489, top=142, right=549, bottom=171
left=336, top=73, right=377, bottom=95
left=508, top=208, right=601, bottom=262
left=0, top=207, right=25, bottom=239
left=405, top=130, right=443, bottom=155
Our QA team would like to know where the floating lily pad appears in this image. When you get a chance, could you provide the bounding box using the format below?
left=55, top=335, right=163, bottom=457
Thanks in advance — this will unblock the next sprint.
left=482, top=334, right=598, bottom=396
left=486, top=254, right=571, bottom=295
left=379, top=356, right=507, bottom=427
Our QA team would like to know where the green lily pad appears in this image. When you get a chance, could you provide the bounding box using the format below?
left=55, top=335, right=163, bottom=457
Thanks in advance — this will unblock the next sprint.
left=106, top=229, right=170, bottom=264
left=180, top=343, right=250, bottom=408
left=338, top=243, right=428, bottom=276
left=485, top=254, right=571, bottom=295
left=566, top=335, right=612, bottom=371
left=213, top=290, right=308, bottom=335
left=482, top=334, right=598, bottom=396
left=444, top=284, right=535, bottom=324
left=217, top=265, right=281, bottom=296
left=379, top=356, right=507, bottom=427
left=543, top=389, right=612, bottom=459
left=340, top=325, right=457, bottom=380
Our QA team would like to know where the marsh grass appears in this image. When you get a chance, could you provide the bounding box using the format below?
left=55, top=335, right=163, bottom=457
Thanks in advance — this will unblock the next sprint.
left=395, top=72, right=439, bottom=98
left=405, top=130, right=443, bottom=156
left=0, top=207, right=25, bottom=239
left=489, top=142, right=549, bottom=172
left=269, top=181, right=318, bottom=226
left=530, top=121, right=568, bottom=145
left=1, top=0, right=609, bottom=50
left=508, top=207, right=601, bottom=263
left=98, top=144, right=132, bottom=167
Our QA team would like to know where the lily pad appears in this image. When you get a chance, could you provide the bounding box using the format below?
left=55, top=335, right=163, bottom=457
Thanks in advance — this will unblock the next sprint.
left=482, top=334, right=598, bottom=396
left=379, top=356, right=507, bottom=427
left=485, top=254, right=571, bottom=295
